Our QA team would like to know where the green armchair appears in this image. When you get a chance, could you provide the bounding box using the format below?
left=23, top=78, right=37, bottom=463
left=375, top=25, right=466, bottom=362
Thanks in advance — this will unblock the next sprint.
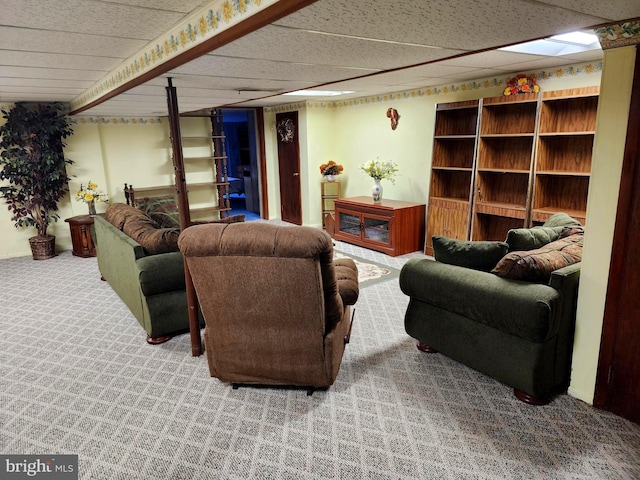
left=400, top=213, right=583, bottom=404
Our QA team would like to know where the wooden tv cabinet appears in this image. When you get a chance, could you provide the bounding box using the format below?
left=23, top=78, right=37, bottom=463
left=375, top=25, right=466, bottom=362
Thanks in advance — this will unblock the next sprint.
left=334, top=196, right=426, bottom=256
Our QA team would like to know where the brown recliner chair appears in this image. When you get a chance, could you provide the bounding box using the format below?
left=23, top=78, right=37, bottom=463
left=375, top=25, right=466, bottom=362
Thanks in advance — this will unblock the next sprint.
left=178, top=222, right=359, bottom=392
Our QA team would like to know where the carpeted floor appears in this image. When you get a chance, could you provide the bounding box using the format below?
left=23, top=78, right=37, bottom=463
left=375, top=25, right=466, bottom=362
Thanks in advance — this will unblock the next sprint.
left=1, top=243, right=639, bottom=479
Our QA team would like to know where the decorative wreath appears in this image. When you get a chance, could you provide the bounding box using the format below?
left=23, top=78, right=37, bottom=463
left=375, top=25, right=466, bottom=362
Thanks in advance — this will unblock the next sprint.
left=277, top=118, right=295, bottom=143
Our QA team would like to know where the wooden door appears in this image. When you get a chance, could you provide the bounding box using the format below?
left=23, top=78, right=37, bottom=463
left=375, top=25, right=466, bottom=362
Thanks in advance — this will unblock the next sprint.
left=594, top=46, right=640, bottom=425
left=276, top=111, right=302, bottom=225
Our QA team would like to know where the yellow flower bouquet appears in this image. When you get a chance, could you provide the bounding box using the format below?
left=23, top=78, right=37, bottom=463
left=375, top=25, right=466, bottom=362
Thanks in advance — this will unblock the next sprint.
left=75, top=181, right=107, bottom=204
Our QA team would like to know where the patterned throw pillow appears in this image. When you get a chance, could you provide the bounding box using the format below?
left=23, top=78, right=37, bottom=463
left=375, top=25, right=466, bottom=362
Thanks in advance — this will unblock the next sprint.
left=491, top=233, right=584, bottom=282
left=136, top=195, right=180, bottom=229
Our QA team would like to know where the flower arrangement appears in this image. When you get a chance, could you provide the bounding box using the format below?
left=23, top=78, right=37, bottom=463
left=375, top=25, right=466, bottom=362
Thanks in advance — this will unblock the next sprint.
left=504, top=73, right=540, bottom=96
left=360, top=158, right=399, bottom=184
left=75, top=181, right=107, bottom=204
left=319, top=160, right=344, bottom=177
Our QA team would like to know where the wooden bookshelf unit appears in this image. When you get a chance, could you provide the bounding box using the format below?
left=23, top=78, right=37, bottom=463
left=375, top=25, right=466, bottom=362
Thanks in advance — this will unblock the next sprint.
left=425, top=100, right=478, bottom=255
left=425, top=87, right=598, bottom=250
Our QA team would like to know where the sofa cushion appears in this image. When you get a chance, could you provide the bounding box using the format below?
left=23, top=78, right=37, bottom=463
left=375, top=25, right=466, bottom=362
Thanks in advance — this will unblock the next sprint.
left=136, top=195, right=181, bottom=229
left=105, top=203, right=150, bottom=230
left=505, top=226, right=566, bottom=251
left=492, top=233, right=584, bottom=282
left=400, top=258, right=562, bottom=343
left=123, top=214, right=180, bottom=255
left=542, top=212, right=582, bottom=228
left=191, top=214, right=246, bottom=225
left=432, top=236, right=509, bottom=272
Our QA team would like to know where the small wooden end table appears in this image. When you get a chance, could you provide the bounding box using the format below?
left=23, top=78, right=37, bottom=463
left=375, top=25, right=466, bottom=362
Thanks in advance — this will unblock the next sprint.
left=65, top=214, right=97, bottom=257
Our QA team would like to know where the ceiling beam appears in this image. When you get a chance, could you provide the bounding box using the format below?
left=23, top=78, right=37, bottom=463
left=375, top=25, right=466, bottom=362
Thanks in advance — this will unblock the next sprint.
left=69, top=0, right=318, bottom=115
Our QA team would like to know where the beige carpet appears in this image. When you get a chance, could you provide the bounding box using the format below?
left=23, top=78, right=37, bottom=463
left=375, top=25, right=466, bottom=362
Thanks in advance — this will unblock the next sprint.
left=1, top=248, right=639, bottom=479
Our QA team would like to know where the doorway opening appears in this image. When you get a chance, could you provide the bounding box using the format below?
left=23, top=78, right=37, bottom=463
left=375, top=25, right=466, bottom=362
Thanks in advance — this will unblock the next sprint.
left=220, top=108, right=261, bottom=221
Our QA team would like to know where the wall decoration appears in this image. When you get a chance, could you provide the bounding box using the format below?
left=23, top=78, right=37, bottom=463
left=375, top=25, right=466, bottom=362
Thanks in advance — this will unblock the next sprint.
left=596, top=20, right=640, bottom=49
left=504, top=73, right=540, bottom=96
left=386, top=108, right=400, bottom=130
left=277, top=118, right=295, bottom=143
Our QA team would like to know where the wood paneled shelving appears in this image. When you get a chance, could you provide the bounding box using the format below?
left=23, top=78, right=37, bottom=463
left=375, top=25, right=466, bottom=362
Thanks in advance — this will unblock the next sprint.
left=425, top=87, right=598, bottom=251
left=425, top=100, right=479, bottom=255
left=472, top=93, right=539, bottom=240
left=531, top=86, right=599, bottom=225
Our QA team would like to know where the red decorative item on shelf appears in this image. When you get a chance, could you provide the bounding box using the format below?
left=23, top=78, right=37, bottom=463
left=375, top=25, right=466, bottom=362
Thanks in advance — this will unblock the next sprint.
left=504, top=73, right=540, bottom=96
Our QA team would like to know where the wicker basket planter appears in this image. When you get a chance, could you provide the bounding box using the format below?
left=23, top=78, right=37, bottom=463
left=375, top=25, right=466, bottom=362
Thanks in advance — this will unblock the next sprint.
left=29, top=235, right=56, bottom=260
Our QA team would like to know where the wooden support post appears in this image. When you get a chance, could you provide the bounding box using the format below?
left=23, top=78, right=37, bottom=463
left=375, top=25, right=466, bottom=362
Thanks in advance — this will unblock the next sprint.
left=166, top=78, right=202, bottom=356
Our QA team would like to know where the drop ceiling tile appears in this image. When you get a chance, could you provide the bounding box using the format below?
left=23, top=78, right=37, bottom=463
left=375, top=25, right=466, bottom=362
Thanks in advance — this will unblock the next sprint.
left=439, top=50, right=549, bottom=69
left=508, top=53, right=603, bottom=70
left=0, top=51, right=120, bottom=71
left=1, top=0, right=186, bottom=39
left=0, top=78, right=94, bottom=89
left=274, top=0, right=607, bottom=51
left=214, top=25, right=465, bottom=70
left=0, top=85, right=83, bottom=95
left=152, top=74, right=315, bottom=93
left=172, top=55, right=380, bottom=83
left=0, top=90, right=77, bottom=102
left=105, top=0, right=209, bottom=14
left=539, top=0, right=640, bottom=20
left=0, top=26, right=147, bottom=58
left=396, top=63, right=483, bottom=78
left=0, top=67, right=105, bottom=81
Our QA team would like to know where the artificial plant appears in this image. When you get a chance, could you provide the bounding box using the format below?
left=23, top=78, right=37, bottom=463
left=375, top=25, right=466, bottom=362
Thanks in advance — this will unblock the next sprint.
left=0, top=102, right=74, bottom=237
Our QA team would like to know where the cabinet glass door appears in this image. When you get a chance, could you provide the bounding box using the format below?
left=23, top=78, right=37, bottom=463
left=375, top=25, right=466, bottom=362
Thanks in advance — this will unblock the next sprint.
left=338, top=212, right=361, bottom=237
left=363, top=217, right=390, bottom=244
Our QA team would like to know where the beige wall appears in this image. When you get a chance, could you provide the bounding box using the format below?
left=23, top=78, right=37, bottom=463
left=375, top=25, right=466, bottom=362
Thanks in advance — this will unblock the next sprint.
left=568, top=46, right=636, bottom=402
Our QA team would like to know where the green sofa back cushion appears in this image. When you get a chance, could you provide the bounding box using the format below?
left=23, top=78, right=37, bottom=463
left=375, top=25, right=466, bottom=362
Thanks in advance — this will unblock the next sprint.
left=432, top=236, right=509, bottom=272
left=542, top=212, right=582, bottom=228
left=492, top=233, right=583, bottom=282
left=506, top=226, right=566, bottom=251
left=505, top=213, right=583, bottom=252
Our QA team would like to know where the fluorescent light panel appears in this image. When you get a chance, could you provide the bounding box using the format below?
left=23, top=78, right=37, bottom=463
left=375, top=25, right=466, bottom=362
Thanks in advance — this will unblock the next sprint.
left=499, top=30, right=600, bottom=56
left=283, top=90, right=355, bottom=96
left=550, top=31, right=599, bottom=46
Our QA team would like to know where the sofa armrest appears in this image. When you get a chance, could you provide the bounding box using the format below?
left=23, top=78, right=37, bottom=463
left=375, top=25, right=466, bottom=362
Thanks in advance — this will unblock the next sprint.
left=400, top=258, right=561, bottom=342
left=136, top=252, right=186, bottom=296
left=334, top=258, right=359, bottom=306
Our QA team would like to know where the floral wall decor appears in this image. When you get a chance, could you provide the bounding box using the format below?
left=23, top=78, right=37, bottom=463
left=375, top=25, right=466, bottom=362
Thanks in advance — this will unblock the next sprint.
left=277, top=118, right=295, bottom=143
left=504, top=73, right=540, bottom=96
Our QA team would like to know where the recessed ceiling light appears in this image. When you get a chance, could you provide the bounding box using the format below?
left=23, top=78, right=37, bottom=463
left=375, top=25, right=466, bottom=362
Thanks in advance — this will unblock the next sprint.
left=549, top=31, right=599, bottom=46
left=499, top=30, right=601, bottom=56
left=283, top=90, right=355, bottom=97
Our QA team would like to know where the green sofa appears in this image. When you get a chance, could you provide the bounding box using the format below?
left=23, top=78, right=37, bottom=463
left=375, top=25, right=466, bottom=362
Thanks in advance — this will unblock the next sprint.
left=94, top=201, right=244, bottom=344
left=94, top=212, right=194, bottom=343
left=400, top=213, right=583, bottom=404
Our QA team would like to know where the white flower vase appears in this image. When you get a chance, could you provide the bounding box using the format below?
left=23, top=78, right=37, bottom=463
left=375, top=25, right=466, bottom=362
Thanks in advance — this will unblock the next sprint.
left=371, top=178, right=383, bottom=202
left=325, top=174, right=335, bottom=183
